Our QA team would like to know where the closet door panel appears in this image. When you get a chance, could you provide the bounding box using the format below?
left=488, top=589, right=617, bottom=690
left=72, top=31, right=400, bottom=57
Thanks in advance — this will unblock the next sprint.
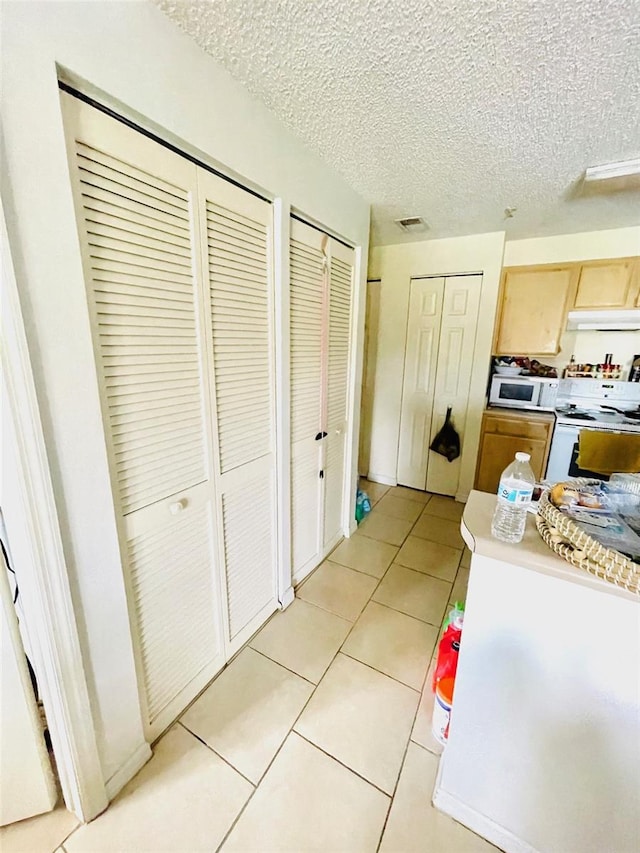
left=72, top=143, right=207, bottom=514
left=127, top=485, right=218, bottom=726
left=291, top=443, right=323, bottom=572
left=397, top=278, right=445, bottom=490
left=426, top=275, right=482, bottom=497
left=324, top=242, right=354, bottom=548
left=198, top=172, right=277, bottom=651
left=290, top=219, right=325, bottom=582
left=62, top=93, right=224, bottom=739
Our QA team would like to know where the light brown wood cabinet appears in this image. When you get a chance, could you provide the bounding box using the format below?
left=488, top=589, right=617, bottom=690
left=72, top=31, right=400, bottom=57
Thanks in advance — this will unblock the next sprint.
left=493, top=266, right=575, bottom=356
left=474, top=409, right=554, bottom=494
left=573, top=259, right=636, bottom=309
left=493, top=257, right=640, bottom=357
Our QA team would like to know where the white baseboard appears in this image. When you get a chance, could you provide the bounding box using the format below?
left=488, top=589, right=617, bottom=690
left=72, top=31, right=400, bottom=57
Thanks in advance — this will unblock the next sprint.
left=278, top=585, right=295, bottom=609
left=432, top=783, right=539, bottom=853
left=365, top=472, right=397, bottom=486
left=105, top=741, right=151, bottom=802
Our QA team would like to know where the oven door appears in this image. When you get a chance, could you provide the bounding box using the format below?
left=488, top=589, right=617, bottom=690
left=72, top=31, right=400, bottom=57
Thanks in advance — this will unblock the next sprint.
left=547, top=423, right=612, bottom=482
left=568, top=438, right=610, bottom=481
left=546, top=423, right=576, bottom=481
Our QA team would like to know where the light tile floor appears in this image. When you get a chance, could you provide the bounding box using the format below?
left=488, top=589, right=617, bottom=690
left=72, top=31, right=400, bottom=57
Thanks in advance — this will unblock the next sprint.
left=2, top=480, right=488, bottom=853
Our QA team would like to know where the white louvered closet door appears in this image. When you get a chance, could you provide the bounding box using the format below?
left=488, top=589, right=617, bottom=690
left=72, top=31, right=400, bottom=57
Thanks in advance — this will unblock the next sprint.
left=197, top=170, right=278, bottom=655
left=323, top=240, right=355, bottom=549
left=61, top=93, right=224, bottom=739
left=289, top=219, right=326, bottom=583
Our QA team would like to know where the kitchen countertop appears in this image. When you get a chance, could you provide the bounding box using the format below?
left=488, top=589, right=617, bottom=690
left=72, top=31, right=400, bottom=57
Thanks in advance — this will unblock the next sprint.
left=461, top=490, right=638, bottom=603
left=484, top=406, right=555, bottom=422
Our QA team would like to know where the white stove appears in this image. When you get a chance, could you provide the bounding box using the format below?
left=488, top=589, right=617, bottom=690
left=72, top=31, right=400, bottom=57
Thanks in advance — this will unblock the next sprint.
left=546, top=379, right=640, bottom=481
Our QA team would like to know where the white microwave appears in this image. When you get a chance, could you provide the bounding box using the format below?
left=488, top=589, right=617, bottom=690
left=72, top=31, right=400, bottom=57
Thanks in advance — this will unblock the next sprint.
left=489, top=375, right=559, bottom=411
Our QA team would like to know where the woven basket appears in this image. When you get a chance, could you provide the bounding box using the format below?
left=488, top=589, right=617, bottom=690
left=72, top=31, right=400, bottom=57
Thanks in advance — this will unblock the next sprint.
left=536, top=479, right=640, bottom=596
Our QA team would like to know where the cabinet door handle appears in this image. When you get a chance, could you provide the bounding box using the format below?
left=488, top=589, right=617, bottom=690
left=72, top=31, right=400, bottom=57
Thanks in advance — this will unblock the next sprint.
left=315, top=431, right=328, bottom=441
left=169, top=499, right=187, bottom=515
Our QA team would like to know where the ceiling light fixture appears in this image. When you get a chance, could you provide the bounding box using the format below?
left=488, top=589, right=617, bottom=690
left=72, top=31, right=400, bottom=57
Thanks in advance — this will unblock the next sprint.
left=581, top=158, right=640, bottom=194
left=395, top=216, right=428, bottom=233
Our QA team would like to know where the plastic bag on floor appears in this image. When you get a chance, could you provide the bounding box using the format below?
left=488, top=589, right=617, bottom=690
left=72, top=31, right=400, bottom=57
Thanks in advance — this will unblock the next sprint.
left=355, top=489, right=372, bottom=524
left=431, top=603, right=464, bottom=692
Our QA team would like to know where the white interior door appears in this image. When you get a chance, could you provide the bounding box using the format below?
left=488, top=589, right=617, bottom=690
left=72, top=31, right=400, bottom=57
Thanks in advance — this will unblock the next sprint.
left=397, top=278, right=445, bottom=489
left=1, top=560, right=56, bottom=826
left=197, top=169, right=278, bottom=656
left=289, top=219, right=325, bottom=583
left=426, top=275, right=482, bottom=496
left=323, top=240, right=354, bottom=549
left=62, top=93, right=225, bottom=739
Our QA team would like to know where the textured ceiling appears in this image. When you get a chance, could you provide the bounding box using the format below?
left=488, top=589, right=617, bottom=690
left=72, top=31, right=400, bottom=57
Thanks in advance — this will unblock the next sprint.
left=154, top=0, right=640, bottom=245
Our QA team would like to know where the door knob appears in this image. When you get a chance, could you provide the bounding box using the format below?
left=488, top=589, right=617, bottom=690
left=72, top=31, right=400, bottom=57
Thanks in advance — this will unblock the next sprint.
left=169, top=499, right=187, bottom=515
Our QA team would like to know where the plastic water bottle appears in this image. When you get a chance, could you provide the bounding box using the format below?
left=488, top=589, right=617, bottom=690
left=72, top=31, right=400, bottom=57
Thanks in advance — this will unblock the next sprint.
left=491, top=452, right=535, bottom=543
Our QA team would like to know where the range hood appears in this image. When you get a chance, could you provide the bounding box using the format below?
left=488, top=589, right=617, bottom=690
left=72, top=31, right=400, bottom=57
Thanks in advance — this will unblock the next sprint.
left=566, top=309, right=640, bottom=331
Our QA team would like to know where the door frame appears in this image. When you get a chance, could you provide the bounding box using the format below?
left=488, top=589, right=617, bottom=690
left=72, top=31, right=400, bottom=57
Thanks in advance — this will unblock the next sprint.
left=358, top=278, right=381, bottom=478
left=1, top=200, right=108, bottom=822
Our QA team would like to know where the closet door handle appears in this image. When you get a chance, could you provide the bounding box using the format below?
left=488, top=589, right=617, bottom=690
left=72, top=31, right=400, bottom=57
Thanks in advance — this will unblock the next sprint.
left=315, top=431, right=328, bottom=440
left=169, top=499, right=187, bottom=515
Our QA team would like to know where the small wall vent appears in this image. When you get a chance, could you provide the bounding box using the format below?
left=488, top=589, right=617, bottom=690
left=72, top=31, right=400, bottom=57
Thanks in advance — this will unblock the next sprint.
left=395, top=216, right=428, bottom=233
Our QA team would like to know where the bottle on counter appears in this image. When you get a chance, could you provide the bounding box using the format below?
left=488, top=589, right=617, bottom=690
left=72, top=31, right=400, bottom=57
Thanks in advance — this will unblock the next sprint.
left=563, top=354, right=576, bottom=378
left=491, top=452, right=535, bottom=544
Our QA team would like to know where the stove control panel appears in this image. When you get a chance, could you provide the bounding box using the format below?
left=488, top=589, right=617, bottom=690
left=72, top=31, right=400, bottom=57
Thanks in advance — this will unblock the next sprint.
left=558, top=378, right=640, bottom=405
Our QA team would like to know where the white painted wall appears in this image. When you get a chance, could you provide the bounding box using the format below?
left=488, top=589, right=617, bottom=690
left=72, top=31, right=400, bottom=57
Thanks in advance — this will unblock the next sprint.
left=367, top=232, right=505, bottom=499
left=1, top=0, right=369, bottom=791
left=435, top=552, right=640, bottom=853
left=503, top=225, right=640, bottom=266
left=553, top=328, right=640, bottom=377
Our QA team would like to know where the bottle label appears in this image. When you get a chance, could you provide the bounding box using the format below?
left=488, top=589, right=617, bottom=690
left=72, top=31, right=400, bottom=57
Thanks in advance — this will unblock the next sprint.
left=497, top=482, right=533, bottom=505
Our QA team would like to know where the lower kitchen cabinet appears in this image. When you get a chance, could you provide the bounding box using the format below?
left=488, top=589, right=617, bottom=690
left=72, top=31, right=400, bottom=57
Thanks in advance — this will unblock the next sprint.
left=474, top=409, right=554, bottom=493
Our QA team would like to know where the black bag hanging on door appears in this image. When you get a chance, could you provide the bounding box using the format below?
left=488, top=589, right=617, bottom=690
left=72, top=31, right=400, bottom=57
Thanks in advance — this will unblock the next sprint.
left=429, top=407, right=461, bottom=462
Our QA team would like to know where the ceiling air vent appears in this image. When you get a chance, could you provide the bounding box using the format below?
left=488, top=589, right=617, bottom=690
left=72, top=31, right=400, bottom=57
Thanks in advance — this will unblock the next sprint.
left=395, top=216, right=428, bottom=233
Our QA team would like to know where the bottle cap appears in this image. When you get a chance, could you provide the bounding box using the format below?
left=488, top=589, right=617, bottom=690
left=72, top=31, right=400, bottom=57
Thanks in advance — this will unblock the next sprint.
left=515, top=452, right=531, bottom=462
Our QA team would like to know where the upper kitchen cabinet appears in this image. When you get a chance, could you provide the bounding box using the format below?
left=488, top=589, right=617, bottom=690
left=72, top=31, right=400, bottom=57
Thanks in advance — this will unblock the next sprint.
left=493, top=266, right=575, bottom=356
left=572, top=258, right=637, bottom=309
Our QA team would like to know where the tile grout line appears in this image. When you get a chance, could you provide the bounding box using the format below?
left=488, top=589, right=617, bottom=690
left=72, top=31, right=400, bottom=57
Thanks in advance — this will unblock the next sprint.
left=338, top=650, right=422, bottom=693
left=247, top=645, right=317, bottom=686
left=176, top=721, right=257, bottom=787
left=289, top=527, right=441, bottom=853
left=218, top=490, right=463, bottom=851
left=213, top=571, right=385, bottom=853
left=390, top=554, right=459, bottom=578
left=324, top=553, right=396, bottom=581
left=389, top=558, right=459, bottom=585
left=212, top=590, right=375, bottom=853
left=375, top=605, right=441, bottom=852
left=292, top=731, right=393, bottom=799
left=367, top=597, right=445, bottom=629
left=231, top=489, right=462, bottom=851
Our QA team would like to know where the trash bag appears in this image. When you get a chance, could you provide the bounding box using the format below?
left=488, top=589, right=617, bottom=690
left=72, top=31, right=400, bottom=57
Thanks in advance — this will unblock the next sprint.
left=429, top=407, right=460, bottom=462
